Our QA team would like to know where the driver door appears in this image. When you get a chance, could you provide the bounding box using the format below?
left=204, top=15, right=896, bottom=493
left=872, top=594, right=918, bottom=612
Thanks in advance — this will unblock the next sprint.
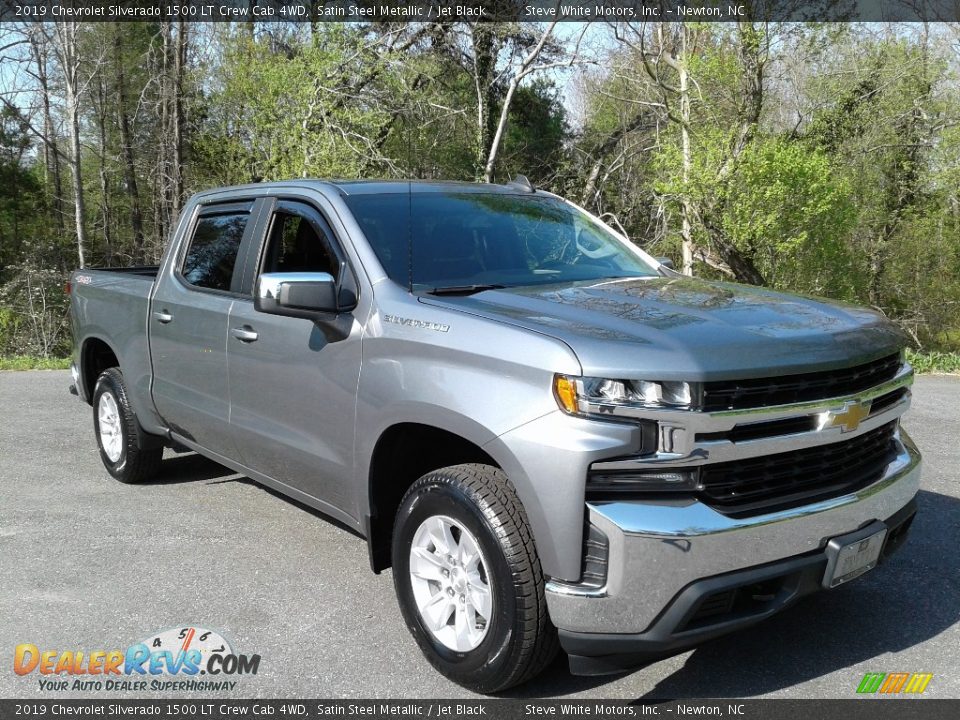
left=227, top=199, right=363, bottom=513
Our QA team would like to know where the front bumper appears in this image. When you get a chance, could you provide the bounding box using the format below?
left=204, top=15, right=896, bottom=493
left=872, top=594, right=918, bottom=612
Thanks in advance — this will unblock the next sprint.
left=545, top=428, right=921, bottom=670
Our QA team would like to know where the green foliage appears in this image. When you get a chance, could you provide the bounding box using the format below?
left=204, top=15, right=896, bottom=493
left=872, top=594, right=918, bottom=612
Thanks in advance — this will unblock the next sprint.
left=717, top=139, right=858, bottom=297
left=0, top=108, right=75, bottom=361
left=193, top=26, right=404, bottom=183
left=906, top=350, right=960, bottom=375
left=499, top=81, right=568, bottom=184
left=0, top=263, right=71, bottom=359
left=376, top=51, right=479, bottom=181
left=801, top=35, right=945, bottom=311
left=0, top=355, right=71, bottom=371
left=3, top=21, right=960, bottom=359
left=651, top=132, right=857, bottom=295
left=583, top=25, right=960, bottom=349
left=0, top=108, right=48, bottom=268
left=873, top=209, right=960, bottom=347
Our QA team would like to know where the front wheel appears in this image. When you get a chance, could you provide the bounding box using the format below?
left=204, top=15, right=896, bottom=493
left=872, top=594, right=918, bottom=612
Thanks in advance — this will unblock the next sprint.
left=392, top=464, right=558, bottom=693
left=92, top=368, right=162, bottom=484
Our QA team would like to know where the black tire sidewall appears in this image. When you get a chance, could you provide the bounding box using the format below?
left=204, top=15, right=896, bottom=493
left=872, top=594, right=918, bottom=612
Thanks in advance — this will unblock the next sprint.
left=92, top=371, right=131, bottom=480
left=393, top=479, right=519, bottom=687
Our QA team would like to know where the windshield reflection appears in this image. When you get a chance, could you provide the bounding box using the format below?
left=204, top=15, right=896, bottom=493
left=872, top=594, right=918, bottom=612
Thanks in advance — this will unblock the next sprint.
left=343, top=191, right=658, bottom=291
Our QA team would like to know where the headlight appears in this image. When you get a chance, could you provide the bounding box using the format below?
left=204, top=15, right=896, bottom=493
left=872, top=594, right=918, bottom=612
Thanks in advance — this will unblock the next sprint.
left=554, top=374, right=699, bottom=416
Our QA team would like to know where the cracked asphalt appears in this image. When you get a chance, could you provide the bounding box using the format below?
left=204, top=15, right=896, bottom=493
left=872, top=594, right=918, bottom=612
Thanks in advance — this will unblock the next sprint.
left=0, top=370, right=957, bottom=699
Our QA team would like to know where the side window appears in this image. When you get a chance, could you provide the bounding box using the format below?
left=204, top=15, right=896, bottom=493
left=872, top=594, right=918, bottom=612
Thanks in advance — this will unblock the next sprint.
left=262, top=208, right=339, bottom=279
left=182, top=212, right=249, bottom=291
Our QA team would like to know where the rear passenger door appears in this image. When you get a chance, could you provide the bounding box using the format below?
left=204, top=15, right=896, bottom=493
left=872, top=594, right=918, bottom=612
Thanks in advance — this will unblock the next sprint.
left=151, top=200, right=261, bottom=458
left=226, top=198, right=364, bottom=514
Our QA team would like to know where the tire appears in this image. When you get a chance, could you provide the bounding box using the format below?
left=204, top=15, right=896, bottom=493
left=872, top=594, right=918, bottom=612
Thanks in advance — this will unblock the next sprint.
left=92, top=368, right=163, bottom=484
left=392, top=463, right=559, bottom=693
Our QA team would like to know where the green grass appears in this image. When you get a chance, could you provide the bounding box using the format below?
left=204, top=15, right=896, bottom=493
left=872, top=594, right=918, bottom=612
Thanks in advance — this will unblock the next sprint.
left=0, top=355, right=71, bottom=371
left=906, top=349, right=960, bottom=375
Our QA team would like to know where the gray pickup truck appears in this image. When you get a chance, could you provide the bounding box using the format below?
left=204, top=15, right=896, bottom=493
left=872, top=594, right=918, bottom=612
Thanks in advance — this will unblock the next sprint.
left=69, top=179, right=921, bottom=692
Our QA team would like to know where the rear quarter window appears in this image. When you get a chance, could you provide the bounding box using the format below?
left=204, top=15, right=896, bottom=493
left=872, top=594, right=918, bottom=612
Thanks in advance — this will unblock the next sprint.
left=182, top=212, right=249, bottom=291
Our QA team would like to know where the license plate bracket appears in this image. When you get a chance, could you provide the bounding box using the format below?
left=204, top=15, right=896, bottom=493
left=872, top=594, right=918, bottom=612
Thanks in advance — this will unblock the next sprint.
left=823, top=521, right=888, bottom=589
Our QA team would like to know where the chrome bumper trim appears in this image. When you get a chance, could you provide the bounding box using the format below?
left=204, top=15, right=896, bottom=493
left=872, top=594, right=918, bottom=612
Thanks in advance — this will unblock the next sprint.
left=545, top=429, right=921, bottom=634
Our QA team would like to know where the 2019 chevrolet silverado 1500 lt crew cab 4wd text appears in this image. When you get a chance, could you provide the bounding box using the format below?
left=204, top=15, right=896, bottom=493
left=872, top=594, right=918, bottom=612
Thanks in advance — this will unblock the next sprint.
left=69, top=179, right=921, bottom=692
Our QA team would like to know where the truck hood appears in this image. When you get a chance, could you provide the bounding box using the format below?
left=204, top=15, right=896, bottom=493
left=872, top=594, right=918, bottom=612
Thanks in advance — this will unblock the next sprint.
left=422, top=277, right=908, bottom=380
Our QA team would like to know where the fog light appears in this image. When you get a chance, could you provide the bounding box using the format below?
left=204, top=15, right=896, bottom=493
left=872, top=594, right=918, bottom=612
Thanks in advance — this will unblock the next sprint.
left=586, top=469, right=699, bottom=494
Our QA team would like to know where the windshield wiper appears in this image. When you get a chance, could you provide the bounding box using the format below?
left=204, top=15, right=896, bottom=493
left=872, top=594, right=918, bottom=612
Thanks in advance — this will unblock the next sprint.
left=425, top=284, right=507, bottom=296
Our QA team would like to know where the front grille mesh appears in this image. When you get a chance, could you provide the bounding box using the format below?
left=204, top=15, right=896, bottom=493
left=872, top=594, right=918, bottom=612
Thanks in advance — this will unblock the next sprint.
left=702, top=354, right=902, bottom=411
left=698, top=421, right=899, bottom=516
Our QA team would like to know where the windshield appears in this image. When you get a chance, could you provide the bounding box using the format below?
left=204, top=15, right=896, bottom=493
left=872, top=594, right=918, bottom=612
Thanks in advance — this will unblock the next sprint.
left=342, top=191, right=659, bottom=291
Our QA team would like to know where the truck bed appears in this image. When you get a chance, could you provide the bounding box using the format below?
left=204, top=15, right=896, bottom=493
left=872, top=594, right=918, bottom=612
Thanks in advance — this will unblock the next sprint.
left=70, top=266, right=158, bottom=424
left=85, top=265, right=160, bottom=278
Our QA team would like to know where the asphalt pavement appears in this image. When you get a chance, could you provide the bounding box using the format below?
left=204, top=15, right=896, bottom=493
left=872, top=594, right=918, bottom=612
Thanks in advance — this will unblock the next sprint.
left=0, top=371, right=957, bottom=699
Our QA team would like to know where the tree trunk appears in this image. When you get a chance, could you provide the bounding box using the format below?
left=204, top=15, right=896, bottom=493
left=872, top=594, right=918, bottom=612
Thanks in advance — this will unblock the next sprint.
left=579, top=115, right=652, bottom=208
left=66, top=94, right=87, bottom=268
left=483, top=76, right=520, bottom=183
left=700, top=208, right=766, bottom=285
left=95, top=75, right=113, bottom=264
left=471, top=25, right=497, bottom=181
left=482, top=21, right=559, bottom=184
left=716, top=22, right=766, bottom=183
left=54, top=22, right=88, bottom=269
left=697, top=22, right=768, bottom=285
left=29, top=30, right=66, bottom=242
left=171, top=20, right=187, bottom=229
left=581, top=160, right=603, bottom=208
left=113, top=26, right=145, bottom=261
left=157, top=21, right=172, bottom=250
left=679, top=27, right=694, bottom=277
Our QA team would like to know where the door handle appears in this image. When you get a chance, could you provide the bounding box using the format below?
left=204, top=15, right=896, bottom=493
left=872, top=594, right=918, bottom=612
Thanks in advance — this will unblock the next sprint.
left=153, top=310, right=173, bottom=324
left=231, top=326, right=259, bottom=343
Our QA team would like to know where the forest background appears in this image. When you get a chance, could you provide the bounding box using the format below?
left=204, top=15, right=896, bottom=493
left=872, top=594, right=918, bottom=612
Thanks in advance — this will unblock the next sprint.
left=1, top=16, right=959, bottom=372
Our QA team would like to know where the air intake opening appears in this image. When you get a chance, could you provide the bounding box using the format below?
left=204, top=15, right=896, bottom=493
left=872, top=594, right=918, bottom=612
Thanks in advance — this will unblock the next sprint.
left=681, top=576, right=792, bottom=632
left=580, top=522, right=609, bottom=589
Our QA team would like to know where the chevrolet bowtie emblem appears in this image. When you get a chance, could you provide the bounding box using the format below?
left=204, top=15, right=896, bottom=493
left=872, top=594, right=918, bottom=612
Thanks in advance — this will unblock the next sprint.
left=820, top=400, right=872, bottom=433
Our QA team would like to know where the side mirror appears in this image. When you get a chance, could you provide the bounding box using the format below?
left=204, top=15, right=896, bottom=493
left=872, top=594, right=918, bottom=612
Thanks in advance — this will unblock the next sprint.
left=255, top=272, right=338, bottom=320
left=656, top=256, right=675, bottom=270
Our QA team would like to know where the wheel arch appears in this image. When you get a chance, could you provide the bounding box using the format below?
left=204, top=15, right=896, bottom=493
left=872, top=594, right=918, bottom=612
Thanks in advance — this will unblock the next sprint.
left=365, top=421, right=508, bottom=573
left=81, top=336, right=165, bottom=451
left=80, top=335, right=120, bottom=405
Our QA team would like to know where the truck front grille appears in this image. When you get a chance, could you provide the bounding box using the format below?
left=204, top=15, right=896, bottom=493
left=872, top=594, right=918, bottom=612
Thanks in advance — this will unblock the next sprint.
left=698, top=421, right=898, bottom=516
left=701, top=353, right=902, bottom=411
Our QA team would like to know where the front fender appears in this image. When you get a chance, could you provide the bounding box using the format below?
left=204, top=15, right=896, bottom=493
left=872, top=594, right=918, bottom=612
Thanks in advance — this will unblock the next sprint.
left=355, top=400, right=642, bottom=582
left=484, top=412, right=642, bottom=581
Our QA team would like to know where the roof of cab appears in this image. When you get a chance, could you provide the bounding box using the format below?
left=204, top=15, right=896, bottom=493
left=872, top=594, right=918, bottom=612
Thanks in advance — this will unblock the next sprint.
left=193, top=178, right=541, bottom=200
left=327, top=179, right=533, bottom=196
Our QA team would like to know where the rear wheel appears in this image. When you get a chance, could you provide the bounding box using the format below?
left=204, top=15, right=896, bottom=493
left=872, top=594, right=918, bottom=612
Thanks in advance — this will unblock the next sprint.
left=92, top=368, right=162, bottom=484
left=392, top=463, right=558, bottom=693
